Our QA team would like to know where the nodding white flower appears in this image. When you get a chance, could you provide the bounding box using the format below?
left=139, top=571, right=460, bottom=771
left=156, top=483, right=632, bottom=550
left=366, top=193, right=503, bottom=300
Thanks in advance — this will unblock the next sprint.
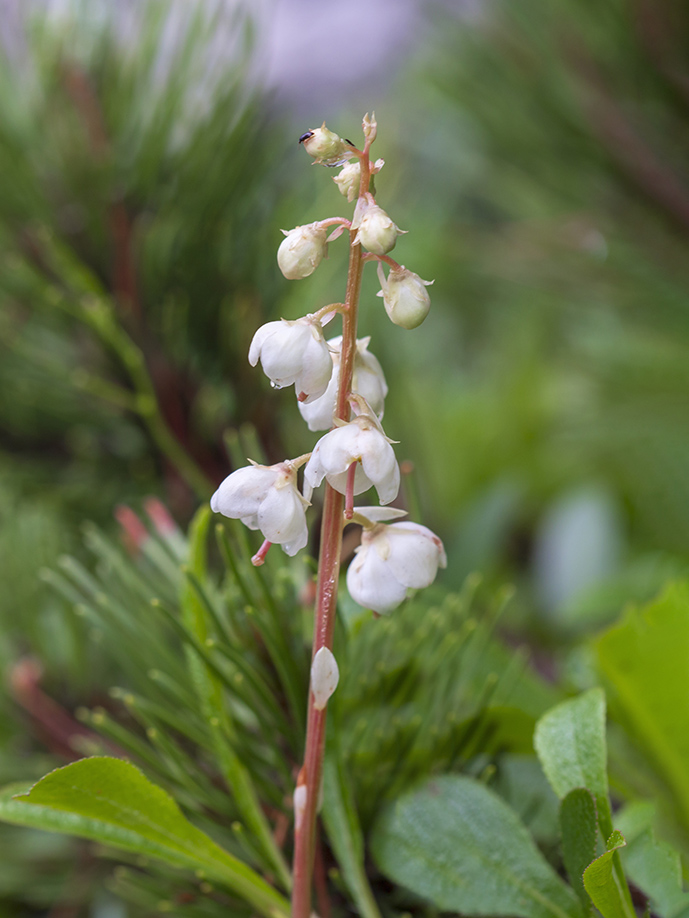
left=304, top=396, right=399, bottom=505
left=377, top=262, right=433, bottom=329
left=352, top=194, right=405, bottom=256
left=346, top=519, right=447, bottom=614
left=249, top=316, right=332, bottom=402
left=299, top=122, right=353, bottom=166
left=298, top=336, right=388, bottom=432
left=210, top=460, right=309, bottom=556
left=277, top=223, right=328, bottom=280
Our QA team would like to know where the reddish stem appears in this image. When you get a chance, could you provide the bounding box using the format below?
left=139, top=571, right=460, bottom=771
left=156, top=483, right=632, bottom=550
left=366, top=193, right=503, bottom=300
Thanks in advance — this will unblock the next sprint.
left=291, top=138, right=371, bottom=918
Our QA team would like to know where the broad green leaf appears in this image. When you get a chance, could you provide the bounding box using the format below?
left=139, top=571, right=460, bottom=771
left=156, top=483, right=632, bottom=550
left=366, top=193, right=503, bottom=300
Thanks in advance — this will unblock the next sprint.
left=371, top=774, right=582, bottom=918
left=560, top=789, right=597, bottom=913
left=534, top=688, right=612, bottom=835
left=616, top=802, right=689, bottom=918
left=583, top=831, right=634, bottom=918
left=595, top=583, right=689, bottom=834
left=0, top=758, right=288, bottom=918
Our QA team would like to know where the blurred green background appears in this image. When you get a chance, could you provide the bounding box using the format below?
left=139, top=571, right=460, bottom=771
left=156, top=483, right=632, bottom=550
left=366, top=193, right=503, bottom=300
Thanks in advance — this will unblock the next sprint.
left=2, top=0, right=689, bottom=912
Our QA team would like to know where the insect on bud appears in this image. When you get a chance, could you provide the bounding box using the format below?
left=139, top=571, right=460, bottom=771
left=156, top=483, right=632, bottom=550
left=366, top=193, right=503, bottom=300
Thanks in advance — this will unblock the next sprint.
left=352, top=194, right=405, bottom=256
left=377, top=262, right=433, bottom=329
left=299, top=122, right=353, bottom=167
left=277, top=223, right=328, bottom=280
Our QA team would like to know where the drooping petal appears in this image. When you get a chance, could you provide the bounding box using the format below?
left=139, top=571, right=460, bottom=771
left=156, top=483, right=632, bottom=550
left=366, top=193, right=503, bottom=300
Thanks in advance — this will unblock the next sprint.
left=384, top=523, right=446, bottom=589
left=257, top=484, right=308, bottom=551
left=358, top=430, right=399, bottom=504
left=210, top=465, right=277, bottom=527
left=346, top=539, right=408, bottom=614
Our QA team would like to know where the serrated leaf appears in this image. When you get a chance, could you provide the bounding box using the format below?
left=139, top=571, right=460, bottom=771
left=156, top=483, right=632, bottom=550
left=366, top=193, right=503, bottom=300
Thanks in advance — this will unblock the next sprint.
left=0, top=758, right=288, bottom=918
left=583, top=831, right=634, bottom=918
left=371, top=774, right=581, bottom=918
left=560, top=788, right=597, bottom=913
left=534, top=689, right=612, bottom=835
left=595, top=583, right=689, bottom=835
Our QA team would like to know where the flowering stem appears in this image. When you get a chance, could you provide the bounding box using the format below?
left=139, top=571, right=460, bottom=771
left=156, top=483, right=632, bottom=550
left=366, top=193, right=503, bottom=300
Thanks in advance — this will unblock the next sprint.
left=291, top=164, right=370, bottom=918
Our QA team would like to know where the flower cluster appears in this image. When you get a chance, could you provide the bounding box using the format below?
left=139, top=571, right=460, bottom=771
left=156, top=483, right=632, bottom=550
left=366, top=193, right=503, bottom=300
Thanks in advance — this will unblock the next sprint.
left=211, top=114, right=445, bottom=709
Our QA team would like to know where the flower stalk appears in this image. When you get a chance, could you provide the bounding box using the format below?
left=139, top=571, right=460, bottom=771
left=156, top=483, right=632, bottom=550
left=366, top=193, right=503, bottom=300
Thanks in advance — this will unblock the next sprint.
left=291, top=154, right=370, bottom=918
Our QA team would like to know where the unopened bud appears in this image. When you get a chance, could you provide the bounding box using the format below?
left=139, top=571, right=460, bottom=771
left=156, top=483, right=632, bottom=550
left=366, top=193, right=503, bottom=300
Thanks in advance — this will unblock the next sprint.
left=277, top=223, right=328, bottom=280
left=353, top=196, right=405, bottom=256
left=293, top=783, right=307, bottom=832
left=363, top=111, right=377, bottom=144
left=311, top=647, right=339, bottom=710
left=299, top=122, right=353, bottom=167
left=333, top=162, right=361, bottom=202
left=377, top=262, right=433, bottom=329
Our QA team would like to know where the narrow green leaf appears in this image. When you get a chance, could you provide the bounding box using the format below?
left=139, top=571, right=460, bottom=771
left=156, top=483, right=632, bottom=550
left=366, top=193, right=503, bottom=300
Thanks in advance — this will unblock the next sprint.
left=0, top=758, right=288, bottom=918
left=534, top=689, right=612, bottom=835
left=583, top=831, right=634, bottom=918
left=371, top=774, right=582, bottom=918
left=595, top=583, right=689, bottom=835
left=182, top=506, right=291, bottom=891
left=322, top=750, right=382, bottom=918
left=560, top=789, right=597, bottom=914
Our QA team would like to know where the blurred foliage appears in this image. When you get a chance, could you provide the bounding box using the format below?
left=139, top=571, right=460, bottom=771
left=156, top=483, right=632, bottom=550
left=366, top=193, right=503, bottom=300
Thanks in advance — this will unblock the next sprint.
left=2, top=0, right=689, bottom=914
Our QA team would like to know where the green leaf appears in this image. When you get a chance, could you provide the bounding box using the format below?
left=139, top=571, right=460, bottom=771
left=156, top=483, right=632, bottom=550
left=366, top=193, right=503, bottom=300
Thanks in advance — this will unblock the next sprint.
left=595, top=582, right=689, bottom=835
left=534, top=688, right=612, bottom=835
left=0, top=758, right=288, bottom=918
left=583, top=831, right=634, bottom=918
left=616, top=802, right=689, bottom=918
left=560, top=789, right=597, bottom=914
left=371, top=774, right=582, bottom=918
left=322, top=749, right=382, bottom=918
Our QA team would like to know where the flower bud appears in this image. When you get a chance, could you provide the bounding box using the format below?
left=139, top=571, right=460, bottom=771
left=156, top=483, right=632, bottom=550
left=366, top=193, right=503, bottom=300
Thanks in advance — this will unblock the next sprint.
left=333, top=162, right=361, bottom=203
left=299, top=122, right=353, bottom=166
left=352, top=196, right=405, bottom=256
left=377, top=262, right=433, bottom=329
left=277, top=223, right=327, bottom=280
left=311, top=647, right=339, bottom=710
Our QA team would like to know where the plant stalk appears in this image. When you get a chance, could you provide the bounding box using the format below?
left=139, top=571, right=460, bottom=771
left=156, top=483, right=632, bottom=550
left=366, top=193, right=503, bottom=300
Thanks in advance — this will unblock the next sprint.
left=291, top=149, right=372, bottom=918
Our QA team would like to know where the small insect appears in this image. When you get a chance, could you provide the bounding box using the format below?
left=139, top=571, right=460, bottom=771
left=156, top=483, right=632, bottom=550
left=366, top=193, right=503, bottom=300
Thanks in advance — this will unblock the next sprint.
left=298, top=131, right=314, bottom=144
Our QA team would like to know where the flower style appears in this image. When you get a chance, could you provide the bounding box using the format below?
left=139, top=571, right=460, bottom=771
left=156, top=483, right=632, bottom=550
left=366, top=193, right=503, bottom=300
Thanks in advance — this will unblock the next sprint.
left=346, top=515, right=447, bottom=613
left=304, top=397, right=399, bottom=505
left=298, top=336, right=388, bottom=431
left=210, top=459, right=309, bottom=556
left=249, top=316, right=333, bottom=402
left=277, top=223, right=328, bottom=280
left=352, top=194, right=405, bottom=255
left=377, top=262, right=433, bottom=329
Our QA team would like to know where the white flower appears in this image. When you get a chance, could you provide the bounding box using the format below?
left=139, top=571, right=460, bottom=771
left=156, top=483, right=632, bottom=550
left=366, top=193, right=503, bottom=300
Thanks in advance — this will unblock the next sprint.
left=310, top=647, right=339, bottom=710
left=304, top=398, right=399, bottom=505
left=352, top=195, right=405, bottom=255
left=277, top=223, right=328, bottom=280
left=346, top=519, right=447, bottom=614
left=377, top=262, right=433, bottom=329
left=210, top=460, right=309, bottom=556
left=249, top=316, right=332, bottom=402
left=299, top=122, right=353, bottom=166
left=298, top=336, right=388, bottom=432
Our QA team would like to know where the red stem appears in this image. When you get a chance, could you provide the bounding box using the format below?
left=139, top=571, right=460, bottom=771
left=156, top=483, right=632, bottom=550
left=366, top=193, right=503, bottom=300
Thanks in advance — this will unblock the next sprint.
left=291, top=143, right=371, bottom=918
